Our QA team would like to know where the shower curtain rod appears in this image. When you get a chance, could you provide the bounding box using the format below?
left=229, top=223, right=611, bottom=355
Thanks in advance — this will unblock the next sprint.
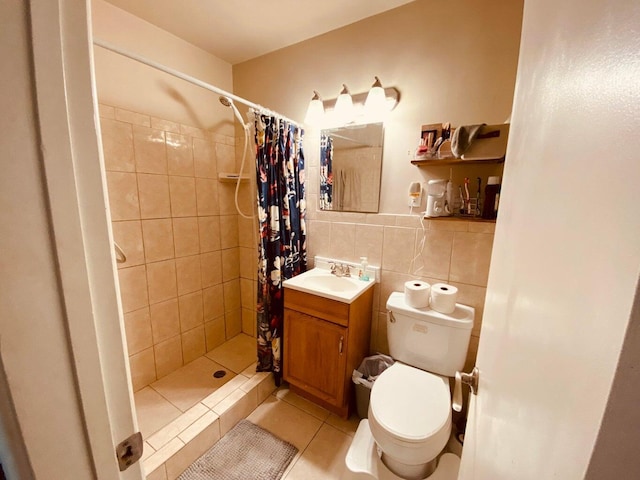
left=93, top=38, right=302, bottom=127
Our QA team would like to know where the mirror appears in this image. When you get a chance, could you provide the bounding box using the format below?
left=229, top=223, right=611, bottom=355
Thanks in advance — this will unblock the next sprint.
left=319, top=122, right=384, bottom=212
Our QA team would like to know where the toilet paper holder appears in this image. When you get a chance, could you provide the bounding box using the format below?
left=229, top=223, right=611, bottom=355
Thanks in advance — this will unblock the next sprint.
left=453, top=367, right=479, bottom=412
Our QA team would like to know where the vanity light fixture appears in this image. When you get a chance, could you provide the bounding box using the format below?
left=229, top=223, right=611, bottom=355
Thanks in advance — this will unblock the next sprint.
left=304, top=77, right=400, bottom=127
left=334, top=84, right=355, bottom=124
left=304, top=90, right=325, bottom=126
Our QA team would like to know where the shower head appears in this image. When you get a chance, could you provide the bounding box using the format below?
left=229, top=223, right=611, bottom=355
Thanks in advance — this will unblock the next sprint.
left=219, top=95, right=246, bottom=127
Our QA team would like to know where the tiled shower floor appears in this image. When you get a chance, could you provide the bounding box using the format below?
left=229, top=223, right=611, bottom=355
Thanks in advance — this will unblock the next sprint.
left=136, top=332, right=362, bottom=479
left=135, top=333, right=257, bottom=440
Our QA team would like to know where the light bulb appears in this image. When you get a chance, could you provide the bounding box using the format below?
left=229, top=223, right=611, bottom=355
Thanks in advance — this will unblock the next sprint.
left=304, top=91, right=325, bottom=126
left=364, top=76, right=387, bottom=118
left=334, top=84, right=354, bottom=124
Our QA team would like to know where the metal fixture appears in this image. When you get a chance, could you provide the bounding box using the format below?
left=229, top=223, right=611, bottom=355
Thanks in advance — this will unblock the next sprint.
left=330, top=262, right=351, bottom=277
left=115, top=432, right=143, bottom=471
left=114, top=241, right=126, bottom=264
left=452, top=367, right=479, bottom=412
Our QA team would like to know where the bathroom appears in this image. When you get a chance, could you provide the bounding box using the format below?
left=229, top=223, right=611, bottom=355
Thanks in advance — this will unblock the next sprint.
left=3, top=0, right=640, bottom=479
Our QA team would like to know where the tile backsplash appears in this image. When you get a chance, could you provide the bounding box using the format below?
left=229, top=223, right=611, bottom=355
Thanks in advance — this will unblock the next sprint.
left=100, top=104, right=253, bottom=391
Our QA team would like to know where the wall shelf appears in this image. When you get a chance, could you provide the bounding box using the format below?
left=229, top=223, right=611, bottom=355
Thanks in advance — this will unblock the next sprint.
left=411, top=156, right=505, bottom=166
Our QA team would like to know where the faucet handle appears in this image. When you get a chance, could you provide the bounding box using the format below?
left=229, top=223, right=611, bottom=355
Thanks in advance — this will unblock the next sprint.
left=342, top=263, right=351, bottom=277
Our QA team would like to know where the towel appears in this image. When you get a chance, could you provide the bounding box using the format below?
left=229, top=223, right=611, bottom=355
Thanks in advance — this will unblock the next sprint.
left=451, top=124, right=486, bottom=158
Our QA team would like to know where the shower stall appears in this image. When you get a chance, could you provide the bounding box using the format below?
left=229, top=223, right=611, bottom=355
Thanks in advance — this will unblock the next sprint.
left=95, top=39, right=302, bottom=446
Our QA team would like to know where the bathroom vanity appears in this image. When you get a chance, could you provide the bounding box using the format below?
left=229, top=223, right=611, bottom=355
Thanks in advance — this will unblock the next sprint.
left=282, top=267, right=375, bottom=418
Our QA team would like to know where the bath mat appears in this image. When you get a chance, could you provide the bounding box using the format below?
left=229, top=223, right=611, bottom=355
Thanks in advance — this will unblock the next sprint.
left=178, top=419, right=298, bottom=480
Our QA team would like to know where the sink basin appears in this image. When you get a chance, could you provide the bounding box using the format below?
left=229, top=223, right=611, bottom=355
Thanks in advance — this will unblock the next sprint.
left=283, top=268, right=374, bottom=303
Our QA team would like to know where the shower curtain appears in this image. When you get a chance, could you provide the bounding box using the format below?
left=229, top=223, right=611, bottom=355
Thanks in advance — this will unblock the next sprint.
left=254, top=113, right=306, bottom=385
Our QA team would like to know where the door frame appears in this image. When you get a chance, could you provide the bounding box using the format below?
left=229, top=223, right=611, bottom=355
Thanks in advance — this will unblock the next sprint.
left=26, top=1, right=142, bottom=478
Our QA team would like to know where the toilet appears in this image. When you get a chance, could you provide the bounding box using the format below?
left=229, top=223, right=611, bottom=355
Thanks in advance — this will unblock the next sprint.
left=344, top=291, right=474, bottom=480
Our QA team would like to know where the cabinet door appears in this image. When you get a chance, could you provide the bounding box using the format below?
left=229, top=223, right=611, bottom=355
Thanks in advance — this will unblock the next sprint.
left=284, top=309, right=347, bottom=407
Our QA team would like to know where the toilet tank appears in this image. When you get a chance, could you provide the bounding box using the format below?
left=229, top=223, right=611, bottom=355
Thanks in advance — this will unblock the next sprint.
left=386, top=292, right=474, bottom=377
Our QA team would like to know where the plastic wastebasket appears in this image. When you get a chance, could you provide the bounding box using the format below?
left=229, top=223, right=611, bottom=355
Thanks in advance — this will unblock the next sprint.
left=352, top=354, right=394, bottom=419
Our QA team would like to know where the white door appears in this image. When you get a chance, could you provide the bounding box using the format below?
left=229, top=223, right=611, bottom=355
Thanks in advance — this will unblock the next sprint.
left=458, top=0, right=640, bottom=478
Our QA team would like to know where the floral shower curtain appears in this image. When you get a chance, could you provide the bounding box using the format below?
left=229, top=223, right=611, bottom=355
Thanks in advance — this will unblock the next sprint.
left=254, top=113, right=306, bottom=385
left=319, top=133, right=333, bottom=209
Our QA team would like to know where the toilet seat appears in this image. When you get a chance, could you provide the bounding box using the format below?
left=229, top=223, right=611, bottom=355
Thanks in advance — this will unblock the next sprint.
left=369, top=363, right=452, bottom=466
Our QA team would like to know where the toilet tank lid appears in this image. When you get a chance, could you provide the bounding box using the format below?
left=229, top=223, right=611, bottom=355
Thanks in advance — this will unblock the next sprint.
left=386, top=292, right=474, bottom=329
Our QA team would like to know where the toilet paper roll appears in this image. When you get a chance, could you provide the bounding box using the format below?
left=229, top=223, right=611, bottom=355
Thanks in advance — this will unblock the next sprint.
left=430, top=283, right=458, bottom=314
left=404, top=281, right=431, bottom=309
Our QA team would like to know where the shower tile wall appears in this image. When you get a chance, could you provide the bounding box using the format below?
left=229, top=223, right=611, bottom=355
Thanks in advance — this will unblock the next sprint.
left=100, top=104, right=254, bottom=391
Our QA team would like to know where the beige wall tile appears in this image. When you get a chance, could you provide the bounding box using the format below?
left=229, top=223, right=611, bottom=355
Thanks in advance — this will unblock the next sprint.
left=142, top=219, right=175, bottom=263
left=215, top=143, right=235, bottom=173
left=236, top=183, right=254, bottom=214
left=150, top=298, right=180, bottom=344
left=112, top=220, right=145, bottom=268
left=145, top=464, right=167, bottom=480
left=147, top=259, right=178, bottom=304
left=138, top=173, right=171, bottom=219
left=449, top=282, right=487, bottom=337
left=237, top=216, right=256, bottom=248
left=143, top=439, right=183, bottom=480
left=203, top=285, right=225, bottom=321
left=354, top=224, right=383, bottom=266
left=239, top=247, right=256, bottom=280
left=395, top=215, right=423, bottom=228
left=219, top=215, right=239, bottom=249
left=330, top=222, right=356, bottom=262
left=225, top=309, right=242, bottom=339
left=242, top=308, right=255, bottom=337
left=205, top=316, right=226, bottom=351
left=223, top=279, right=241, bottom=312
left=173, top=217, right=200, bottom=258
left=180, top=124, right=206, bottom=139
left=427, top=219, right=469, bottom=232
left=449, top=232, right=494, bottom=287
left=240, top=278, right=254, bottom=309
left=415, top=229, right=454, bottom=281
left=195, top=178, right=219, bottom=216
left=373, top=311, right=390, bottom=355
left=147, top=403, right=209, bottom=451
left=100, top=118, right=134, bottom=172
left=98, top=103, right=115, bottom=119
left=151, top=117, right=180, bottom=134
left=115, top=108, right=150, bottom=127
left=168, top=176, right=197, bottom=217
left=123, top=307, right=153, bottom=355
left=198, top=216, right=221, bottom=253
left=201, top=251, right=223, bottom=288
left=216, top=183, right=236, bottom=215
left=377, top=270, right=425, bottom=312
left=366, top=213, right=396, bottom=226
left=129, top=347, right=156, bottom=391
left=221, top=248, right=239, bottom=282
left=175, top=255, right=202, bottom=295
left=166, top=132, right=194, bottom=176
left=181, top=326, right=206, bottom=365
left=133, top=125, right=167, bottom=174
left=464, top=335, right=480, bottom=373
left=178, top=291, right=204, bottom=332
left=118, top=265, right=149, bottom=313
left=307, top=220, right=331, bottom=259
left=382, top=226, right=417, bottom=274
left=193, top=138, right=217, bottom=178
left=106, top=171, right=140, bottom=221
left=154, top=336, right=183, bottom=379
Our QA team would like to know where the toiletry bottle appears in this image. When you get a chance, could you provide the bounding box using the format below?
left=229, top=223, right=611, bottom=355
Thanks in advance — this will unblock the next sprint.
left=359, top=257, right=369, bottom=281
left=482, top=176, right=501, bottom=219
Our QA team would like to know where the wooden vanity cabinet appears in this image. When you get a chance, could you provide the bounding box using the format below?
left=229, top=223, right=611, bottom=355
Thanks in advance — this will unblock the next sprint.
left=283, top=286, right=374, bottom=418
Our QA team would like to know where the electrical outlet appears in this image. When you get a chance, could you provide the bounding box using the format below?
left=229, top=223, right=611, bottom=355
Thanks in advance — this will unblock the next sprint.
left=409, top=196, right=421, bottom=207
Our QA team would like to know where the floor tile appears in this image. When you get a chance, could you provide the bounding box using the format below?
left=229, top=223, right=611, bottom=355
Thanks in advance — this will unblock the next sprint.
left=205, top=333, right=256, bottom=373
left=283, top=423, right=352, bottom=480
left=325, top=412, right=361, bottom=437
left=275, top=386, right=331, bottom=421
left=246, top=395, right=323, bottom=451
left=150, top=356, right=235, bottom=411
left=134, top=387, right=182, bottom=439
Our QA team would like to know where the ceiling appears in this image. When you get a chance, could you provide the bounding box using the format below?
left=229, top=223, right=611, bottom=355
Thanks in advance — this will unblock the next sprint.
left=103, top=0, right=417, bottom=64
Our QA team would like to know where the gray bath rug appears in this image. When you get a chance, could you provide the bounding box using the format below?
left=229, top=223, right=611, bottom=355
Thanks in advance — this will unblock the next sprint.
left=178, top=419, right=298, bottom=480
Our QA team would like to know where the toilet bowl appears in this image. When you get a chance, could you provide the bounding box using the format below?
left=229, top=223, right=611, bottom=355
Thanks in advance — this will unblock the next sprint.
left=368, top=363, right=452, bottom=479
left=344, top=291, right=474, bottom=480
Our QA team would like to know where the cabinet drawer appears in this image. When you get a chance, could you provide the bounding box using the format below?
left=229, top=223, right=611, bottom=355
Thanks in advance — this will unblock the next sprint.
left=284, top=288, right=349, bottom=327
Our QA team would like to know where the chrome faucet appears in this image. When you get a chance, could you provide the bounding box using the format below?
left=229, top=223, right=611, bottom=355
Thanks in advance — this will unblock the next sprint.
left=330, top=262, right=351, bottom=277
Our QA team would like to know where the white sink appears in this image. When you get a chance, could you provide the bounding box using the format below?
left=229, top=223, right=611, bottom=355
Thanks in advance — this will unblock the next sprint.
left=283, top=268, right=375, bottom=303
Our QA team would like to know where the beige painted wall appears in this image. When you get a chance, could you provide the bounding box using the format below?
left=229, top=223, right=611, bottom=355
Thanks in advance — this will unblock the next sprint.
left=92, top=0, right=234, bottom=132
left=233, top=0, right=523, bottom=214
